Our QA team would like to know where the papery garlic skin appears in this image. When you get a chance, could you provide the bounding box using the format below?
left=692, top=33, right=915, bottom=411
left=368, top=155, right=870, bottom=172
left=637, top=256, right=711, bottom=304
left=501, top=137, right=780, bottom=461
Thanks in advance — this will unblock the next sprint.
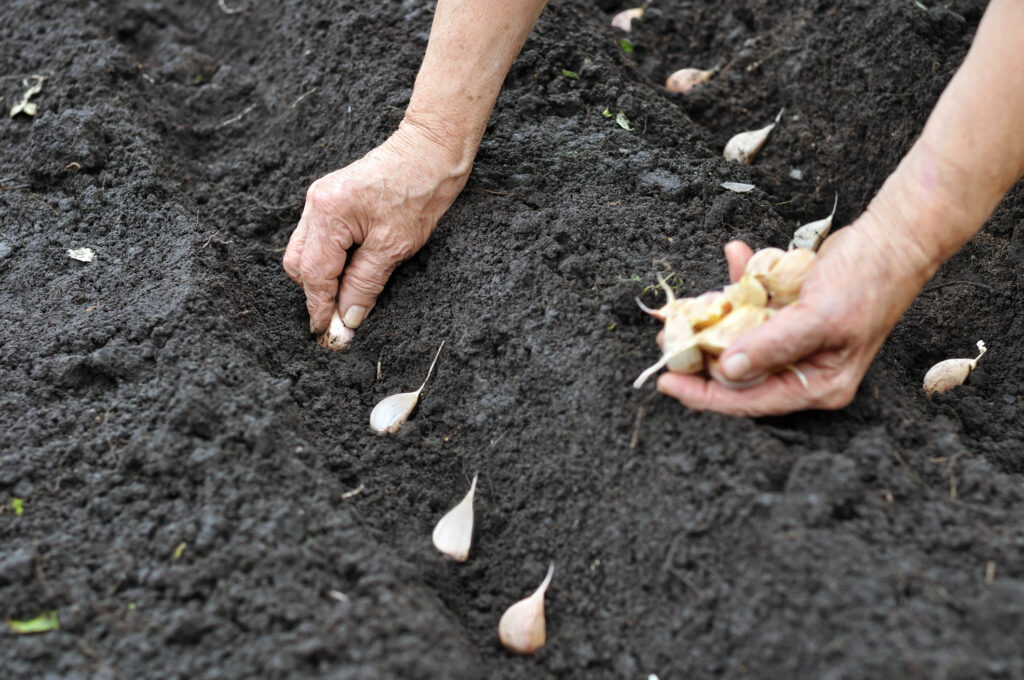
left=432, top=474, right=477, bottom=562
left=611, top=7, right=644, bottom=31
left=317, top=311, right=356, bottom=351
left=764, top=247, right=816, bottom=305
left=923, top=340, right=987, bottom=396
left=665, top=68, right=714, bottom=93
left=790, top=193, right=838, bottom=251
left=724, top=109, right=784, bottom=164
left=498, top=564, right=554, bottom=655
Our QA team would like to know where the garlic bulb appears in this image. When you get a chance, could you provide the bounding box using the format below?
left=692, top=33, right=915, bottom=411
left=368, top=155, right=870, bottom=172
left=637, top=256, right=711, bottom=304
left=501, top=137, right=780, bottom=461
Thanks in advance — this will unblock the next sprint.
left=763, top=247, right=816, bottom=305
left=498, top=564, right=554, bottom=655
left=611, top=7, right=644, bottom=31
left=790, top=193, right=838, bottom=251
left=369, top=341, right=445, bottom=433
left=317, top=311, right=356, bottom=351
left=923, top=340, right=987, bottom=396
left=723, top=108, right=784, bottom=164
left=432, top=474, right=477, bottom=562
left=665, top=68, right=714, bottom=94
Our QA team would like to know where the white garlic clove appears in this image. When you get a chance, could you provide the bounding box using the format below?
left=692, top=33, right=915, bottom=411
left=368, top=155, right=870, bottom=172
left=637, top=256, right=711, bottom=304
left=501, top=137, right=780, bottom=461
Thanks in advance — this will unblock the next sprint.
left=611, top=7, right=644, bottom=31
left=923, top=340, right=987, bottom=396
left=790, top=193, right=838, bottom=251
left=317, top=311, right=356, bottom=351
left=664, top=313, right=704, bottom=374
left=369, top=341, right=445, bottom=433
left=432, top=474, right=477, bottom=562
left=665, top=68, right=714, bottom=93
left=723, top=108, right=784, bottom=164
left=744, top=247, right=786, bottom=286
left=763, top=247, right=816, bottom=305
left=695, top=304, right=772, bottom=355
left=681, top=291, right=732, bottom=330
left=369, top=390, right=421, bottom=433
left=723, top=273, right=768, bottom=309
left=498, top=564, right=554, bottom=655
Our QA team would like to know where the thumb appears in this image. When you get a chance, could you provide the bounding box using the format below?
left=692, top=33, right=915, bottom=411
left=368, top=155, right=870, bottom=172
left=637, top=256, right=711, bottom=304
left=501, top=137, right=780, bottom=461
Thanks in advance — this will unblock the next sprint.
left=336, top=241, right=398, bottom=330
left=718, top=303, right=827, bottom=381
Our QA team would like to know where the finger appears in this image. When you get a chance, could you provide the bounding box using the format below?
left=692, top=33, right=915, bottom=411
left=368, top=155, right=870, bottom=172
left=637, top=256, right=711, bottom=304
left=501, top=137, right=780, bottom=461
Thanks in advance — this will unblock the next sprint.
left=725, top=240, right=754, bottom=283
left=716, top=303, right=828, bottom=382
left=335, top=235, right=400, bottom=330
left=656, top=369, right=819, bottom=417
left=299, top=221, right=352, bottom=333
left=282, top=213, right=310, bottom=285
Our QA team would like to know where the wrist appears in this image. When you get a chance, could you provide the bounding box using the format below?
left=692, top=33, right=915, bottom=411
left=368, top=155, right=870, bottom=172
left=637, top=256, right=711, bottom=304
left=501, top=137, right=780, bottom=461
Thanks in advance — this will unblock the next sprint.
left=396, top=109, right=481, bottom=180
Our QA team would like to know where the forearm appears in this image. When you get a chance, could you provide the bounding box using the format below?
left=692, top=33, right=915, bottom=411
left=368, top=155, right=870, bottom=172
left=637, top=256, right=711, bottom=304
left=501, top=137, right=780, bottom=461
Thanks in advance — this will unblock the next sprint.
left=400, top=0, right=548, bottom=171
left=861, top=0, right=1024, bottom=280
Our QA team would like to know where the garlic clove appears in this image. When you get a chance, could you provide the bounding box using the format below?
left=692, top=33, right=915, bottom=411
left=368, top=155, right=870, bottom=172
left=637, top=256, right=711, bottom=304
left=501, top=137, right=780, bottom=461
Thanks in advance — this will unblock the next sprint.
left=665, top=68, right=714, bottom=93
left=763, top=247, right=816, bottom=305
left=664, top=313, right=704, bottom=374
left=744, top=247, right=786, bottom=286
left=723, top=108, right=784, bottom=164
left=923, top=340, right=987, bottom=396
left=611, top=7, right=644, bottom=31
left=790, top=193, right=838, bottom=251
left=498, top=564, right=554, bottom=655
left=369, top=341, right=445, bottom=433
left=369, top=390, right=421, bottom=434
left=723, top=273, right=768, bottom=309
left=707, top=356, right=767, bottom=389
left=317, top=311, right=356, bottom=351
left=681, top=291, right=732, bottom=330
left=695, top=304, right=772, bottom=355
left=432, top=474, right=478, bottom=562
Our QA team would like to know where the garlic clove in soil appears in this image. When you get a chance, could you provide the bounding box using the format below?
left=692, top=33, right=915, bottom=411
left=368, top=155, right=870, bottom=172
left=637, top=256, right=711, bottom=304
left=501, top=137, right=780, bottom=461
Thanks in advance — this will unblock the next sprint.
left=498, top=564, right=554, bottom=655
left=611, top=7, right=644, bottom=31
left=923, top=340, right=987, bottom=396
left=317, top=311, right=356, bottom=351
left=432, top=474, right=478, bottom=562
left=723, top=108, right=784, bottom=164
left=665, top=68, right=715, bottom=94
left=369, top=341, right=445, bottom=434
left=763, top=247, right=816, bottom=305
left=790, top=193, right=838, bottom=251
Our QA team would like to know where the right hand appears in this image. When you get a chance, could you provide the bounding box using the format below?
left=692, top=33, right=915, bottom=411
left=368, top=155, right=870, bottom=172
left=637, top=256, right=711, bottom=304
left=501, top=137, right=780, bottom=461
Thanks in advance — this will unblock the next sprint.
left=283, top=120, right=472, bottom=336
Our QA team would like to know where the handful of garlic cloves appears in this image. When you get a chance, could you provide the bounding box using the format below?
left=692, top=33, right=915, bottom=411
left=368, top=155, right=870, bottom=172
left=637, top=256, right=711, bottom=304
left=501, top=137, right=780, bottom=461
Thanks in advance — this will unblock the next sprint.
left=634, top=246, right=816, bottom=389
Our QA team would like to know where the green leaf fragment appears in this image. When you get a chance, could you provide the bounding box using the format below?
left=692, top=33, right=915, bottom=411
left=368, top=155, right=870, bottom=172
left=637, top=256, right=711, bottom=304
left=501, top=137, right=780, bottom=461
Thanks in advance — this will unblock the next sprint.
left=561, top=69, right=580, bottom=80
left=602, top=108, right=612, bottom=118
left=912, top=0, right=927, bottom=9
left=619, top=38, right=634, bottom=53
left=615, top=111, right=632, bottom=131
left=7, top=611, right=59, bottom=634
left=11, top=498, right=23, bottom=516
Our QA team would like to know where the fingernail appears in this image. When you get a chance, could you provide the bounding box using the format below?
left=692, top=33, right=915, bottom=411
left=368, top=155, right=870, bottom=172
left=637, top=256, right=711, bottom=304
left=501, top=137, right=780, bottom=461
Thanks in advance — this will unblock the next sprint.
left=342, top=305, right=367, bottom=329
left=721, top=352, right=751, bottom=380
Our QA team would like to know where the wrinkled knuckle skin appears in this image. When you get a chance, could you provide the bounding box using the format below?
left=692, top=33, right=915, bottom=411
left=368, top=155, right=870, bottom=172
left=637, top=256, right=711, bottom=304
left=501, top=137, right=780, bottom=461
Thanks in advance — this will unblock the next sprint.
left=282, top=250, right=301, bottom=280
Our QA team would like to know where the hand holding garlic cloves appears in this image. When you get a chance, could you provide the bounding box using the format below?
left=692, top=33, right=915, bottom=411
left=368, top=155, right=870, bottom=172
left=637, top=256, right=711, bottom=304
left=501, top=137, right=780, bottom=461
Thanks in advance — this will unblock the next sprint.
left=654, top=210, right=940, bottom=416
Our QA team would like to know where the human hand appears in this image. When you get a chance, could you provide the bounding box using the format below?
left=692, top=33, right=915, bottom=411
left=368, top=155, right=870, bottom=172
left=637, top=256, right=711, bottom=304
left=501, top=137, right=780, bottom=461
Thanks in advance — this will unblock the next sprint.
left=655, top=211, right=934, bottom=416
left=283, top=120, right=472, bottom=346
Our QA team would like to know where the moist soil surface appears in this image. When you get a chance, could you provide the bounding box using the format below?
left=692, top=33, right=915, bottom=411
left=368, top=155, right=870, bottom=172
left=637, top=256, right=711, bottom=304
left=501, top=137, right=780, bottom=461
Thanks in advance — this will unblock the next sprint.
left=3, top=0, right=1024, bottom=678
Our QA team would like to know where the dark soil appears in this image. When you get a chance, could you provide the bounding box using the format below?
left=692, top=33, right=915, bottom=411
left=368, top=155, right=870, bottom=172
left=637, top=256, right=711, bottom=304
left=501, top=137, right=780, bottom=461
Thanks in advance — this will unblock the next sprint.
left=3, top=0, right=1023, bottom=677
